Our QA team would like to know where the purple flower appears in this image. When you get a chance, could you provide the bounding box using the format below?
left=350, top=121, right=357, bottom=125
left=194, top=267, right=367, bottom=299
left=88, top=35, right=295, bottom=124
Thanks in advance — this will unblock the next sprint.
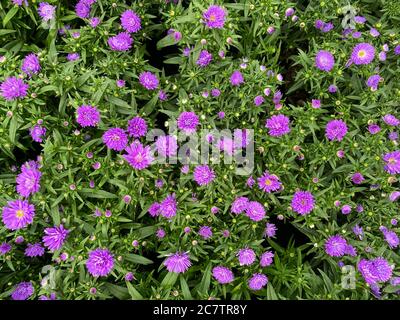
left=38, top=2, right=56, bottom=22
left=21, top=53, right=40, bottom=76
left=29, top=125, right=46, bottom=143
left=265, top=114, right=291, bottom=137
left=231, top=196, right=249, bottom=214
left=291, top=191, right=315, bottom=215
left=381, top=229, right=399, bottom=249
left=325, top=235, right=348, bottom=257
left=127, top=116, right=147, bottom=138
left=0, top=242, right=12, bottom=255
left=315, top=50, right=335, bottom=71
left=358, top=257, right=392, bottom=285
left=351, top=43, right=375, bottom=65
left=322, top=22, right=334, bottom=32
left=383, top=151, right=400, bottom=174
left=16, top=160, right=42, bottom=197
left=164, top=252, right=191, bottom=273
left=2, top=199, right=35, bottom=230
left=67, top=53, right=80, bottom=61
left=203, top=5, right=226, bottom=29
left=248, top=273, right=268, bottom=291
left=311, top=99, right=321, bottom=109
left=212, top=266, right=234, bottom=284
left=352, top=224, right=364, bottom=240
left=351, top=172, right=365, bottom=184
left=264, top=223, right=277, bottom=238
left=148, top=203, right=160, bottom=217
left=0, top=77, right=29, bottom=101
left=257, top=171, right=281, bottom=193
left=159, top=194, right=177, bottom=219
left=76, top=105, right=100, bottom=127
left=25, top=243, right=45, bottom=257
left=196, top=50, right=213, bottom=67
left=102, top=128, right=128, bottom=151
left=354, top=16, right=366, bottom=24
left=260, top=251, right=274, bottom=267
left=156, top=135, right=178, bottom=157
left=328, top=85, right=337, bottom=93
left=89, top=17, right=101, bottom=27
left=253, top=95, right=264, bottom=106
left=230, top=70, right=244, bottom=86
left=237, top=248, right=256, bottom=266
left=366, top=74, right=382, bottom=91
left=394, top=45, right=400, bottom=55
left=370, top=28, right=380, bottom=37
left=177, top=111, right=199, bottom=134
left=86, top=248, right=114, bottom=277
left=389, top=191, right=400, bottom=202
left=193, top=165, right=215, bottom=186
left=325, top=119, right=348, bottom=141
left=156, top=228, right=166, bottom=239
left=123, top=141, right=153, bottom=170
left=389, top=132, right=398, bottom=141
left=42, top=224, right=69, bottom=251
left=11, top=282, right=34, bottom=300
left=75, top=0, right=90, bottom=18
left=245, top=201, right=266, bottom=222
left=199, top=226, right=212, bottom=239
left=383, top=114, right=400, bottom=126
left=368, top=124, right=381, bottom=134
left=108, top=32, right=133, bottom=51
left=341, top=205, right=351, bottom=215
left=120, top=9, right=141, bottom=33
left=139, top=71, right=159, bottom=90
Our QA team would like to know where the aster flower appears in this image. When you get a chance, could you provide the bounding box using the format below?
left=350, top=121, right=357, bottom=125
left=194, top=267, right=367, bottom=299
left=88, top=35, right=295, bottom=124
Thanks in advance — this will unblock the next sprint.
left=177, top=111, right=199, bottom=134
left=260, top=251, right=274, bottom=267
left=257, top=171, right=282, bottom=193
left=325, top=119, right=348, bottom=141
left=196, top=50, right=213, bottom=67
left=76, top=105, right=100, bottom=127
left=2, top=199, right=35, bottom=230
left=156, top=228, right=166, bottom=239
left=67, top=53, right=80, bottom=61
left=245, top=201, right=266, bottom=222
left=291, top=191, right=315, bottom=215
left=254, top=95, right=264, bottom=106
left=383, top=151, right=400, bottom=174
left=368, top=124, right=380, bottom=134
left=75, top=0, right=90, bottom=18
left=29, top=125, right=46, bottom=143
left=237, top=248, right=256, bottom=266
left=383, top=114, right=400, bottom=127
left=11, top=282, right=34, bottom=300
left=325, top=235, right=348, bottom=257
left=21, top=53, right=40, bottom=76
left=16, top=160, right=42, bottom=197
left=231, top=196, right=249, bottom=214
left=381, top=229, right=399, bottom=249
left=42, top=224, right=69, bottom=251
left=351, top=43, right=375, bottom=65
left=203, top=5, right=226, bottom=29
left=264, top=223, right=277, bottom=238
left=315, top=50, right=335, bottom=72
left=248, top=273, right=268, bottom=291
left=123, top=141, right=154, bottom=170
left=25, top=243, right=45, bottom=257
left=212, top=266, right=234, bottom=284
left=102, top=128, right=128, bottom=151
left=351, top=172, right=365, bottom=184
left=198, top=226, right=212, bottom=239
left=156, top=135, right=178, bottom=157
left=0, top=77, right=29, bottom=101
left=265, top=114, right=291, bottom=137
left=230, top=70, right=244, bottom=86
left=193, top=165, right=215, bottom=186
left=38, top=2, right=56, bottom=22
left=159, top=194, right=177, bottom=219
left=127, top=116, right=147, bottom=137
left=0, top=242, right=12, bottom=255
left=89, top=17, right=101, bottom=27
left=120, top=9, right=141, bottom=33
left=139, top=71, right=159, bottom=90
left=108, top=32, right=133, bottom=51
left=86, top=248, right=114, bottom=277
left=164, top=252, right=191, bottom=273
left=358, top=257, right=392, bottom=285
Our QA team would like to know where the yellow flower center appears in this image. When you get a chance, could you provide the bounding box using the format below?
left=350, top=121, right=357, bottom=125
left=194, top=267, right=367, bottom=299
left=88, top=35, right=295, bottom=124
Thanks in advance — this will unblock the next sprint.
left=358, top=50, right=366, bottom=58
left=389, top=157, right=397, bottom=164
left=209, top=14, right=216, bottom=22
left=265, top=179, right=272, bottom=186
left=16, top=210, right=24, bottom=218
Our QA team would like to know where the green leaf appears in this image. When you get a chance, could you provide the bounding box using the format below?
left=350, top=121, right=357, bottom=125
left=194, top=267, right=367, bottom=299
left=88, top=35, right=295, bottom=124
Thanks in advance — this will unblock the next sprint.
left=124, top=254, right=153, bottom=265
left=161, top=272, right=179, bottom=288
left=0, top=29, right=16, bottom=36
left=104, top=283, right=129, bottom=299
left=79, top=188, right=117, bottom=199
left=180, top=276, right=192, bottom=300
left=126, top=282, right=144, bottom=300
left=9, top=116, right=18, bottom=144
left=266, top=283, right=278, bottom=300
left=198, top=262, right=211, bottom=295
left=3, top=6, right=19, bottom=27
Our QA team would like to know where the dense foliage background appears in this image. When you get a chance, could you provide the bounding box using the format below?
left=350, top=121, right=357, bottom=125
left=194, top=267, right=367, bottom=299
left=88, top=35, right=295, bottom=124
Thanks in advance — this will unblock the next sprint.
left=1, top=0, right=400, bottom=300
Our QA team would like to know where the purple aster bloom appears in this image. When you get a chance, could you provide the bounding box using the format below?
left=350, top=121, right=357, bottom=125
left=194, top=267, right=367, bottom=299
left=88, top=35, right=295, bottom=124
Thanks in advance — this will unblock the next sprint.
left=193, top=165, right=215, bottom=186
left=25, top=243, right=45, bottom=257
left=148, top=203, right=160, bottom=217
left=212, top=266, right=234, bottom=284
left=325, top=235, right=348, bottom=257
left=2, top=199, right=35, bottom=230
left=358, top=257, right=392, bottom=285
left=325, top=119, right=348, bottom=141
left=248, top=273, right=268, bottom=291
left=322, top=22, right=334, bottom=32
left=89, top=17, right=101, bottom=27
left=86, top=248, right=114, bottom=277
left=260, top=251, right=274, bottom=267
left=67, top=53, right=80, bottom=61
left=382, top=229, right=399, bottom=249
left=245, top=201, right=266, bottom=222
left=383, top=114, right=400, bottom=126
left=345, top=245, right=357, bottom=256
left=312, top=99, right=321, bottom=108
left=139, top=71, right=159, bottom=90
left=108, top=32, right=133, bottom=51
left=0, top=242, right=12, bottom=255
left=237, top=248, right=256, bottom=266
left=315, top=19, right=324, bottom=29
left=203, top=5, right=226, bottom=29
left=120, top=9, right=141, bottom=33
left=352, top=224, right=363, bottom=240
left=291, top=191, right=315, bottom=215
left=156, top=228, right=166, bottom=239
left=76, top=105, right=100, bottom=127
left=383, top=151, right=400, bottom=174
left=199, top=226, right=212, bottom=239
left=116, top=79, right=125, bottom=88
left=351, top=172, right=365, bottom=184
left=315, top=50, right=335, bottom=72
left=183, top=47, right=191, bottom=56
left=42, top=225, right=69, bottom=252
left=211, top=89, right=221, bottom=97
left=177, top=111, right=199, bottom=134
left=379, top=51, right=386, bottom=61
left=102, top=128, right=128, bottom=151
left=254, top=95, right=264, bottom=106
left=38, top=2, right=56, bottom=22
left=15, top=236, right=24, bottom=244
left=196, top=50, right=212, bottom=67
left=231, top=196, right=249, bottom=214
left=16, top=160, right=42, bottom=197
left=246, top=176, right=255, bottom=188
left=156, top=135, right=178, bottom=157
left=366, top=74, right=382, bottom=91
left=351, top=43, right=375, bottom=65
left=230, top=70, right=244, bottom=86
left=0, top=76, right=29, bottom=101
left=257, top=171, right=281, bottom=193
left=158, top=90, right=168, bottom=101
left=354, top=16, right=366, bottom=24
left=29, top=125, right=46, bottom=143
left=75, top=0, right=90, bottom=19
left=341, top=205, right=351, bottom=215
left=264, top=223, right=277, bottom=238
left=370, top=28, right=380, bottom=37
left=328, top=85, right=337, bottom=93
left=394, top=45, right=400, bottom=55
left=368, top=124, right=381, bottom=134
left=127, top=116, right=147, bottom=138
left=265, top=114, right=290, bottom=137
left=11, top=282, right=34, bottom=300
left=125, top=272, right=134, bottom=281
left=389, top=131, right=398, bottom=141
left=159, top=194, right=177, bottom=219
left=123, top=141, right=153, bottom=170
left=21, top=53, right=40, bottom=77
left=389, top=191, right=400, bottom=202
left=352, top=31, right=362, bottom=39
left=285, top=8, right=295, bottom=17
left=164, top=252, right=191, bottom=273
